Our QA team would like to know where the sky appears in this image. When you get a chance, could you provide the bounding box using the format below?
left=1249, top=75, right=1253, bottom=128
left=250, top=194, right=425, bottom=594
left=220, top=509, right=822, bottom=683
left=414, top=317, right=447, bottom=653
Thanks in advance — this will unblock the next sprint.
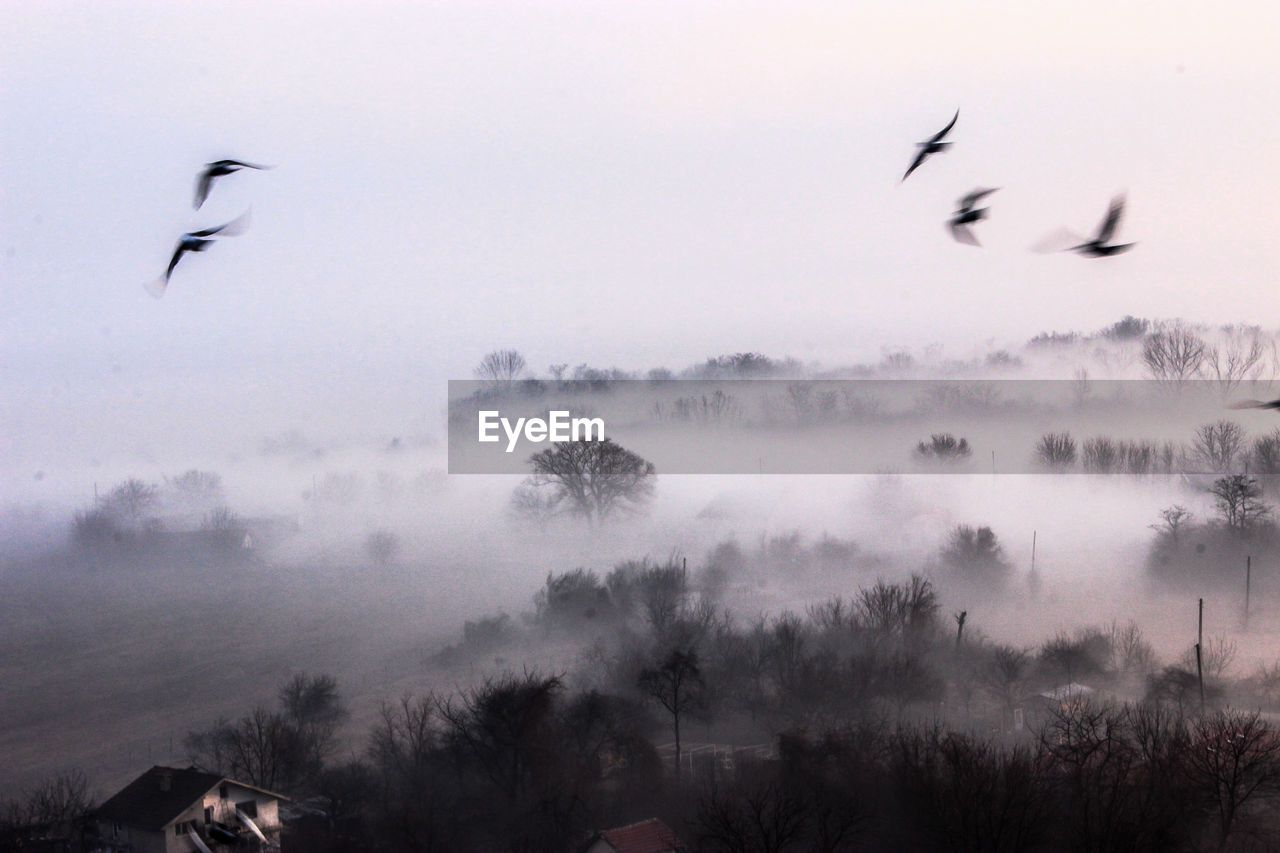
left=2, top=0, right=1278, bottom=503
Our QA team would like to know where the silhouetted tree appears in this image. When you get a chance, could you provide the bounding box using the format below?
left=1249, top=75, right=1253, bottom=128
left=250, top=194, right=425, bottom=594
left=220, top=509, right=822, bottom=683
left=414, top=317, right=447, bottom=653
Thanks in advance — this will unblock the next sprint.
left=914, top=433, right=972, bottom=464
left=1143, top=325, right=1207, bottom=387
left=1035, top=432, right=1077, bottom=470
left=637, top=649, right=705, bottom=779
left=474, top=349, right=526, bottom=384
left=1210, top=474, right=1270, bottom=532
left=520, top=438, right=656, bottom=523
left=1191, top=420, right=1246, bottom=474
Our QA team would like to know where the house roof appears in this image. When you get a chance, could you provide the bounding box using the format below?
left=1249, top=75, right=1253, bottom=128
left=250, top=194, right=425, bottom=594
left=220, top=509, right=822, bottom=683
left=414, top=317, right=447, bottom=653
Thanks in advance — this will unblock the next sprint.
left=95, top=766, right=287, bottom=833
left=593, top=818, right=686, bottom=853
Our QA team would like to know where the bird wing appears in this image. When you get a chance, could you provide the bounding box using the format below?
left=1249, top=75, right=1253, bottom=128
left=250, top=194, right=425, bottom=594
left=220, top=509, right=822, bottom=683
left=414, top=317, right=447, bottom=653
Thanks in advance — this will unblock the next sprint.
left=902, top=149, right=930, bottom=181
left=189, top=208, right=252, bottom=238
left=949, top=221, right=981, bottom=246
left=144, top=275, right=170, bottom=299
left=928, top=109, right=959, bottom=143
left=193, top=168, right=215, bottom=209
left=1095, top=194, right=1125, bottom=242
left=960, top=187, right=998, bottom=208
left=1227, top=399, right=1280, bottom=410
left=1030, top=228, right=1087, bottom=254
left=164, top=243, right=189, bottom=281
left=220, top=159, right=271, bottom=170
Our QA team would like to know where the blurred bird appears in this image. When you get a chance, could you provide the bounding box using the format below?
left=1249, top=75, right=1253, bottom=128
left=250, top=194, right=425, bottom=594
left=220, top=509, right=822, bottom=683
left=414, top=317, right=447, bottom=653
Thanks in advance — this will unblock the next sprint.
left=194, top=159, right=271, bottom=209
left=903, top=110, right=958, bottom=181
left=1228, top=398, right=1280, bottom=411
left=1068, top=194, right=1135, bottom=257
left=948, top=187, right=998, bottom=246
left=146, top=209, right=251, bottom=298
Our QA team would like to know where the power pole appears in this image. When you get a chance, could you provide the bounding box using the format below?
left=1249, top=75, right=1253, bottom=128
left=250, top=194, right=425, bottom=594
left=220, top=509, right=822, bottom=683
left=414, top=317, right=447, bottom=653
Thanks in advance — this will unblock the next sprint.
left=1196, top=597, right=1205, bottom=712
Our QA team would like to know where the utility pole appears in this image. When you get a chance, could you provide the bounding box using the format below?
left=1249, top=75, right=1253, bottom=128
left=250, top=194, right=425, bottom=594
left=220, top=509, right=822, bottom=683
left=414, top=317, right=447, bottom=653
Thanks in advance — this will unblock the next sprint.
left=1196, top=597, right=1205, bottom=712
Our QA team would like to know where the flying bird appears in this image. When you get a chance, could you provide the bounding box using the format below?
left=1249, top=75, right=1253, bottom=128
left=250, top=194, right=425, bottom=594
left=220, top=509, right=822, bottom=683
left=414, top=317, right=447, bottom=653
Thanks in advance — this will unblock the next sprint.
left=145, top=209, right=251, bottom=298
left=948, top=187, right=998, bottom=246
left=1068, top=194, right=1135, bottom=257
left=194, top=159, right=271, bottom=209
left=1228, top=399, right=1280, bottom=411
left=902, top=110, right=958, bottom=182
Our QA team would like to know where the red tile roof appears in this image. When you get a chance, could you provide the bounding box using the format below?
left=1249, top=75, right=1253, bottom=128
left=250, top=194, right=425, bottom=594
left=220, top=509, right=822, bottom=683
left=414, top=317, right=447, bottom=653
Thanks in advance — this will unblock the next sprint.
left=597, top=818, right=685, bottom=853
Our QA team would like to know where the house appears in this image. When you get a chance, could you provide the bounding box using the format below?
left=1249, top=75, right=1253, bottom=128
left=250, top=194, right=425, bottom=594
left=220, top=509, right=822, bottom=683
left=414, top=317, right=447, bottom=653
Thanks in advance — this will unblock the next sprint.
left=582, top=818, right=686, bottom=853
left=93, top=766, right=287, bottom=853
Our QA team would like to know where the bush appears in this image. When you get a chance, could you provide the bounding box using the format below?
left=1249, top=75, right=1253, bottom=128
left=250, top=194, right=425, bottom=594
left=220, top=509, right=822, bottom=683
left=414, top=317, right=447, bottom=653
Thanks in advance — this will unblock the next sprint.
left=1082, top=437, right=1119, bottom=472
left=1035, top=433, right=1077, bottom=471
left=941, top=525, right=1011, bottom=583
left=914, top=433, right=973, bottom=464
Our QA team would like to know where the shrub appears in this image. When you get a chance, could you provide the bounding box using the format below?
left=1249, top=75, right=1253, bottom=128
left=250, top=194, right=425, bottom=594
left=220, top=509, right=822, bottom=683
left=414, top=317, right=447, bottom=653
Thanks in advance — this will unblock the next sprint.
left=1035, top=433, right=1077, bottom=471
left=914, top=433, right=973, bottom=464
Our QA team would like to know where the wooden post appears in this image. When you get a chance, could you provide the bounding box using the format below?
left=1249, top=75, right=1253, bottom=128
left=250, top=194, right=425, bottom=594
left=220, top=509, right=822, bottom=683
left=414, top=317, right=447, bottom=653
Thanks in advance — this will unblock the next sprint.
left=1031, top=531, right=1037, bottom=573
left=1197, top=598, right=1205, bottom=711
left=991, top=451, right=996, bottom=475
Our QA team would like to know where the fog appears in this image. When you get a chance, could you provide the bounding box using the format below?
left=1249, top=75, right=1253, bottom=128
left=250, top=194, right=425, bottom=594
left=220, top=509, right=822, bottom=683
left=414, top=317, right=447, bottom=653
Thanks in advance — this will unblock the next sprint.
left=5, top=2, right=1280, bottom=848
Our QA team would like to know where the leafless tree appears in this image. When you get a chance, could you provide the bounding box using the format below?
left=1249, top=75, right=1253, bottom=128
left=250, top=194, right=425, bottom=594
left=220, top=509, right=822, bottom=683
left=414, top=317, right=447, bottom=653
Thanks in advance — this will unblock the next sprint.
left=1143, top=324, right=1207, bottom=387
left=1206, top=326, right=1267, bottom=396
left=637, top=648, right=705, bottom=779
left=520, top=438, right=655, bottom=523
left=1180, top=635, right=1238, bottom=680
left=1083, top=436, right=1121, bottom=472
left=1191, top=420, right=1247, bottom=474
left=1184, top=709, right=1280, bottom=847
left=21, top=770, right=93, bottom=828
left=1210, top=474, right=1271, bottom=532
left=694, top=776, right=810, bottom=853
left=475, top=349, right=527, bottom=384
left=1150, top=505, right=1193, bottom=543
left=1035, top=432, right=1077, bottom=470
left=101, top=478, right=159, bottom=531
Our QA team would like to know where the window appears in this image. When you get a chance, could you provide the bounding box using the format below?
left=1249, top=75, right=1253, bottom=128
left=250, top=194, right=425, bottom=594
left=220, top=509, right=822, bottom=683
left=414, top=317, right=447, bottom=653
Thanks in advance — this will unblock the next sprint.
left=204, top=807, right=212, bottom=825
left=237, top=800, right=258, bottom=819
left=219, top=784, right=228, bottom=799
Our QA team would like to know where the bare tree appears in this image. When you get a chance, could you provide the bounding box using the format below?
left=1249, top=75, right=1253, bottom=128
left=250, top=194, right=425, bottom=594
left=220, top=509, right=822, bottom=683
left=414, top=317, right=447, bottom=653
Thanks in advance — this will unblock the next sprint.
left=1184, top=709, right=1280, bottom=847
left=1143, top=325, right=1207, bottom=387
left=637, top=648, right=705, bottom=779
left=280, top=672, right=348, bottom=785
left=1209, top=474, right=1271, bottom=532
left=1206, top=326, right=1267, bottom=396
left=519, top=438, right=655, bottom=523
left=1083, top=436, right=1120, bottom=472
left=694, top=775, right=810, bottom=853
left=1035, top=432, right=1077, bottom=470
left=1191, top=420, right=1247, bottom=474
left=1150, top=505, right=1193, bottom=543
left=475, top=349, right=527, bottom=384
left=101, top=478, right=159, bottom=531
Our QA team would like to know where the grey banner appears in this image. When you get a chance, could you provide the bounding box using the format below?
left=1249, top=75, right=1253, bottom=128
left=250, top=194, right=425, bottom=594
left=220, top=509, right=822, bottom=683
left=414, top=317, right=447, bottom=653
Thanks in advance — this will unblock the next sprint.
left=447, top=379, right=1279, bottom=475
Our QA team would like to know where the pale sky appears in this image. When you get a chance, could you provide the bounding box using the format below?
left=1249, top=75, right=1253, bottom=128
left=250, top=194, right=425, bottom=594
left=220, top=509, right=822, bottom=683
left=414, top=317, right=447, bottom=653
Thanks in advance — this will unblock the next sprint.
left=2, top=0, right=1278, bottom=498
